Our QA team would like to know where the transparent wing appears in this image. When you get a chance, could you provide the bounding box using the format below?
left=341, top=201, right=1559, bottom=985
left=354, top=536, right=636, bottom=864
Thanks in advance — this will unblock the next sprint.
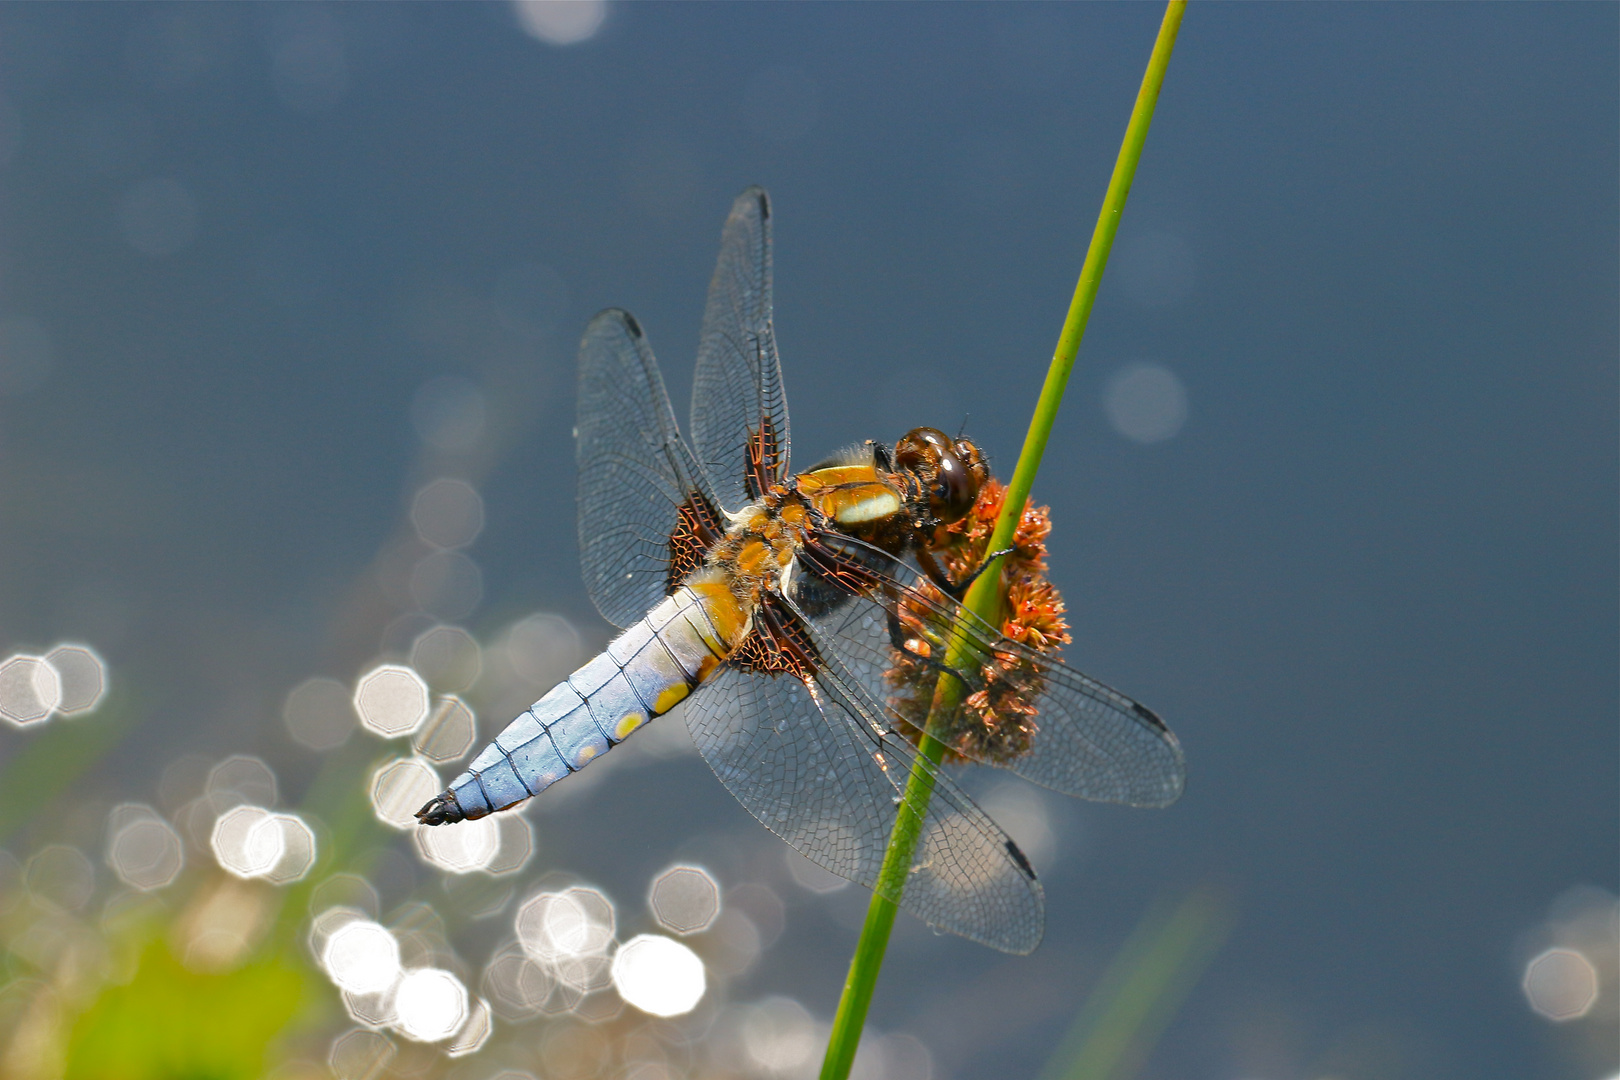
left=791, top=535, right=1187, bottom=808
left=689, top=187, right=790, bottom=512
left=684, top=663, right=1044, bottom=954
left=576, top=309, right=725, bottom=629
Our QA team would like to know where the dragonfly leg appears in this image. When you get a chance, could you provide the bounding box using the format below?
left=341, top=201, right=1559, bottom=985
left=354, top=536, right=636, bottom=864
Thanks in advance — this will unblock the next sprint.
left=918, top=546, right=1016, bottom=599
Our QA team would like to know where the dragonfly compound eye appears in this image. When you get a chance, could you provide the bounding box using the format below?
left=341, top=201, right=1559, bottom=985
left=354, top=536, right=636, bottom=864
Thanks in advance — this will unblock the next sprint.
left=894, top=427, right=979, bottom=524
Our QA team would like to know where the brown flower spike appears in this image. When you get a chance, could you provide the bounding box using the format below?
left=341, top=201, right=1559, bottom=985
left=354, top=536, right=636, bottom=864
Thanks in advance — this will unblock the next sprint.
left=887, top=478, right=1071, bottom=765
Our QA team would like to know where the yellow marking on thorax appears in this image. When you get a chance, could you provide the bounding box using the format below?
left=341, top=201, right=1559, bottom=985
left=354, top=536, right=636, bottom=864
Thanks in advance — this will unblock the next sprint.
left=796, top=465, right=904, bottom=526
left=796, top=464, right=880, bottom=491
left=734, top=538, right=773, bottom=576
left=826, top=483, right=903, bottom=525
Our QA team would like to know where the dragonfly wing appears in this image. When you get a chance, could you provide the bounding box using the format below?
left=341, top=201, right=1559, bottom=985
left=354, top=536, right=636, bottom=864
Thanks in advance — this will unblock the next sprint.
left=576, top=309, right=725, bottom=629
left=689, top=187, right=790, bottom=512
left=685, top=662, right=1044, bottom=954
left=791, top=536, right=1187, bottom=807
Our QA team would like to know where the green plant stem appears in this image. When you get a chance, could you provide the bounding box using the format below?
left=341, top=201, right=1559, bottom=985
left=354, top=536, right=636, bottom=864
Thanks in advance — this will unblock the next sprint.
left=1040, top=885, right=1235, bottom=1080
left=819, top=5, right=1186, bottom=1078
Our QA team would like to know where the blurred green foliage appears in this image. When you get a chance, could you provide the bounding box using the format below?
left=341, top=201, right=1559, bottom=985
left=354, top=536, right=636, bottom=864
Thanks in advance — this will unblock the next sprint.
left=63, top=941, right=318, bottom=1080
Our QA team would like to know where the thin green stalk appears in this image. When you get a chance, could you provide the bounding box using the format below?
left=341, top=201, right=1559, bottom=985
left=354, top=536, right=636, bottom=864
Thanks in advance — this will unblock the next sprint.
left=1039, top=885, right=1235, bottom=1080
left=819, top=5, right=1187, bottom=1078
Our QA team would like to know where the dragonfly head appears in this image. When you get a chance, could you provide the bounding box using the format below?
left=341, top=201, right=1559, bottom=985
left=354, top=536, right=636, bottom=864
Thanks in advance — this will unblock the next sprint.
left=893, top=427, right=989, bottom=528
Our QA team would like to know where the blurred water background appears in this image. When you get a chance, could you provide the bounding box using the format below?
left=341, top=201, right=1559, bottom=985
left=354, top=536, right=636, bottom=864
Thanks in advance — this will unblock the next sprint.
left=0, top=4, right=1614, bottom=1080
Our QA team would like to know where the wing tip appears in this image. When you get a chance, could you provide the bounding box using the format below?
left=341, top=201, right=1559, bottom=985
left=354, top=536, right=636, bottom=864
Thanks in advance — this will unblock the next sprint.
left=584, top=307, right=644, bottom=339
left=739, top=185, right=770, bottom=220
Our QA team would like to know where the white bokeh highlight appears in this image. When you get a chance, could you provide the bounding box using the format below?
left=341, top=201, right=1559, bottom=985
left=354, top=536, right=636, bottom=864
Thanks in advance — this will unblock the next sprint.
left=322, top=919, right=403, bottom=995
left=369, top=757, right=440, bottom=830
left=413, top=695, right=477, bottom=764
left=0, top=653, right=61, bottom=727
left=413, top=814, right=499, bottom=874
left=44, top=643, right=107, bottom=714
left=209, top=806, right=316, bottom=884
left=612, top=934, right=706, bottom=1017
left=394, top=967, right=469, bottom=1042
left=1523, top=947, right=1600, bottom=1021
left=354, top=665, right=431, bottom=738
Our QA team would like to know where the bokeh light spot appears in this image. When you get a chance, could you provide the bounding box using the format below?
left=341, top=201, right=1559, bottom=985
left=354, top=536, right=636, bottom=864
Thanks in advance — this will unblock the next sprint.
left=394, top=967, right=469, bottom=1042
left=487, top=815, right=535, bottom=877
left=24, top=845, right=95, bottom=911
left=354, top=665, right=430, bottom=738
left=410, top=624, right=482, bottom=692
left=105, top=803, right=183, bottom=891
left=446, top=996, right=492, bottom=1057
left=258, top=813, right=318, bottom=885
left=413, top=813, right=499, bottom=874
left=1104, top=362, right=1188, bottom=444
left=1523, top=947, right=1600, bottom=1021
left=210, top=805, right=282, bottom=879
left=322, top=919, right=402, bottom=995
left=206, top=755, right=279, bottom=811
left=283, top=676, right=356, bottom=751
left=512, top=0, right=608, bottom=46
left=979, top=782, right=1055, bottom=871
left=413, top=695, right=477, bottom=764
left=740, top=996, right=818, bottom=1075
left=649, top=864, right=720, bottom=935
left=343, top=986, right=398, bottom=1031
left=612, top=935, right=706, bottom=1017
left=411, top=478, right=485, bottom=550
left=43, top=643, right=107, bottom=715
left=328, top=1027, right=395, bottom=1080
left=369, top=757, right=440, bottom=830
left=0, top=653, right=61, bottom=727
left=483, top=942, right=554, bottom=1020
left=517, top=887, right=615, bottom=962
left=501, top=613, right=583, bottom=685
left=784, top=848, right=848, bottom=894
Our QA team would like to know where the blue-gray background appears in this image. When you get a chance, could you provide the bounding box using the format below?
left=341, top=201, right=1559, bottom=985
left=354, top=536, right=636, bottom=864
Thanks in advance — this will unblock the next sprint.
left=0, top=4, right=1614, bottom=1079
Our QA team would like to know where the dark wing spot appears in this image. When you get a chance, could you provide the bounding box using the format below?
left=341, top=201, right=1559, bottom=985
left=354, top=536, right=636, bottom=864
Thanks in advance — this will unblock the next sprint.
left=1131, top=701, right=1170, bottom=733
left=1005, top=839, right=1037, bottom=881
left=754, top=188, right=770, bottom=219
left=623, top=311, right=644, bottom=338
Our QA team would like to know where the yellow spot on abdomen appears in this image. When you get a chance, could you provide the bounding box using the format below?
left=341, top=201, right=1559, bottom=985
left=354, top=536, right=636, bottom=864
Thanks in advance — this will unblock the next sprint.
left=576, top=744, right=598, bottom=765
left=615, top=712, right=645, bottom=740
left=654, top=682, right=690, bottom=714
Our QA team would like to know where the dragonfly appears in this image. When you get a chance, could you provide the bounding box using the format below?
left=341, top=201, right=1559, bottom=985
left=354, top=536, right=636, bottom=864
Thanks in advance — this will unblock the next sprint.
left=418, top=187, right=1185, bottom=954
